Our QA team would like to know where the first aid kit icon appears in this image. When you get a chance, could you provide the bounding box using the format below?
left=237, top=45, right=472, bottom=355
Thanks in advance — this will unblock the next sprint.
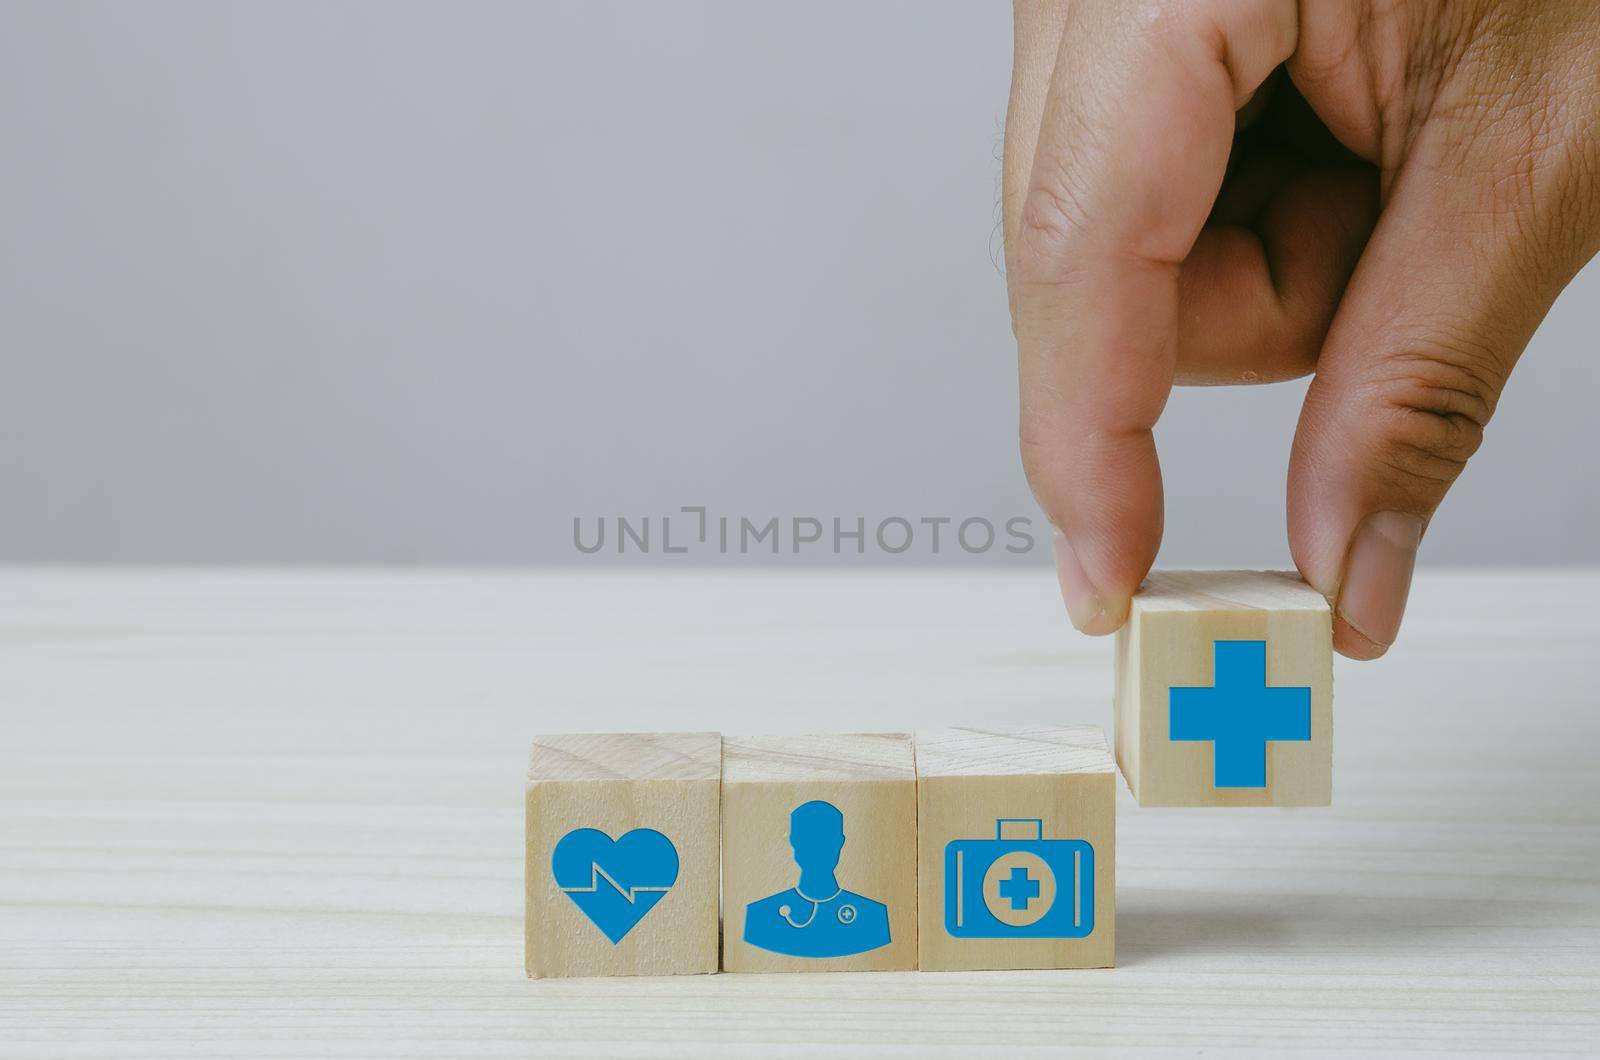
left=943, top=818, right=1094, bottom=939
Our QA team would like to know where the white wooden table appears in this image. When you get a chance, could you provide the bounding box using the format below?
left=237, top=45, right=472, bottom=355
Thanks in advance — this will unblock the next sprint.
left=2, top=568, right=1596, bottom=1057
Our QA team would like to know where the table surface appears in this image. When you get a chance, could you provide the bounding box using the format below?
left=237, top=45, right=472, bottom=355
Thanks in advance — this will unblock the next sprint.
left=2, top=567, right=1597, bottom=1058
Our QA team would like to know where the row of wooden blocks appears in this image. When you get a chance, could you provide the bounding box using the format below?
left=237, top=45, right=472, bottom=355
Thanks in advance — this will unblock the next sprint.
left=526, top=570, right=1335, bottom=978
left=527, top=727, right=1115, bottom=978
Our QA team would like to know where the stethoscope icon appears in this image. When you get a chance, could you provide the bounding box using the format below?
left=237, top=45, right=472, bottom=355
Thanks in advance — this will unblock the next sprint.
left=778, top=886, right=857, bottom=929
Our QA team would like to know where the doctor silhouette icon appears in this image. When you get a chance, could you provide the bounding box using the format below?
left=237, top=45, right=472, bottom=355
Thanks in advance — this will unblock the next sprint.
left=743, top=799, right=891, bottom=958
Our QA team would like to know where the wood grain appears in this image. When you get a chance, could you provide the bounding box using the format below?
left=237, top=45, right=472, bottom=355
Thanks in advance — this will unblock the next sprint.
left=915, top=727, right=1115, bottom=971
left=721, top=734, right=917, bottom=973
left=525, top=733, right=719, bottom=978
left=529, top=731, right=721, bottom=782
left=0, top=568, right=1596, bottom=1057
left=1115, top=570, right=1334, bottom=806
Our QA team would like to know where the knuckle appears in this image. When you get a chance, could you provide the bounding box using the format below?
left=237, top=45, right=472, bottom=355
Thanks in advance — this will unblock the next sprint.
left=1372, top=406, right=1479, bottom=493
left=1366, top=338, right=1506, bottom=494
left=1014, top=177, right=1092, bottom=279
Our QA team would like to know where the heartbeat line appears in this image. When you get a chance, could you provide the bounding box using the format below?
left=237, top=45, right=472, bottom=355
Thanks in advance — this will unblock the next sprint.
left=560, top=863, right=672, bottom=904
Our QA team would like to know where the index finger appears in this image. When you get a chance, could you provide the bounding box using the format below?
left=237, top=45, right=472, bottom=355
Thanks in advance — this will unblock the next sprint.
left=1005, top=0, right=1297, bottom=630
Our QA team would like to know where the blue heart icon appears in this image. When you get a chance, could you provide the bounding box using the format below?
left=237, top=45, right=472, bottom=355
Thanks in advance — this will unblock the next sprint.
left=551, top=827, right=680, bottom=944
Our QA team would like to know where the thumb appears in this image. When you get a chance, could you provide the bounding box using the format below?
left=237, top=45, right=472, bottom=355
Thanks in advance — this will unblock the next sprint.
left=1288, top=103, right=1600, bottom=658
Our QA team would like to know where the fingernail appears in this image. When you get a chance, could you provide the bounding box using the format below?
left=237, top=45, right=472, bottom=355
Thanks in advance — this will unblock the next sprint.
left=1336, top=511, right=1424, bottom=649
left=1051, top=530, right=1125, bottom=635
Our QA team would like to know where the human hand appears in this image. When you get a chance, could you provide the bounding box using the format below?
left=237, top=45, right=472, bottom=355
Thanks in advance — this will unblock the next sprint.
left=1004, top=0, right=1600, bottom=657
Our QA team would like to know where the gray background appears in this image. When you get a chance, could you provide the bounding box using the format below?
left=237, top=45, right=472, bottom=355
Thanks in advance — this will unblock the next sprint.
left=2, top=1, right=1595, bottom=566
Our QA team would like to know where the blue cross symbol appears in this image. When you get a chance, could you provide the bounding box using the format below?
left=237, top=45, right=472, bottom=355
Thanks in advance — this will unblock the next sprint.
left=1169, top=640, right=1311, bottom=788
left=997, top=866, right=1040, bottom=910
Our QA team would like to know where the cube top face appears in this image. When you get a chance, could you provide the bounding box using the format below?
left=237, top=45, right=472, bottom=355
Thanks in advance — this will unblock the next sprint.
left=721, top=732, right=915, bottom=784
left=1131, top=569, right=1330, bottom=614
left=915, top=728, right=1115, bottom=971
left=529, top=731, right=720, bottom=782
left=915, top=726, right=1115, bottom=778
left=526, top=733, right=720, bottom=978
left=1115, top=570, right=1333, bottom=807
left=721, top=733, right=917, bottom=973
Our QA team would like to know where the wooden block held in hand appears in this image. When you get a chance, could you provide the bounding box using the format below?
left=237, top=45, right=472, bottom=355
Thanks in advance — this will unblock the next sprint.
left=525, top=732, right=720, bottom=978
left=721, top=733, right=917, bottom=973
left=1114, top=570, right=1333, bottom=807
left=915, top=727, right=1115, bottom=971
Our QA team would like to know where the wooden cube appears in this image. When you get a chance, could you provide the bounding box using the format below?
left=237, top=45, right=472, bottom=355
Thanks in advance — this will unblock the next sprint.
left=915, top=727, right=1115, bottom=971
left=721, top=733, right=918, bottom=973
left=1114, top=570, right=1333, bottom=807
left=525, top=732, right=720, bottom=978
